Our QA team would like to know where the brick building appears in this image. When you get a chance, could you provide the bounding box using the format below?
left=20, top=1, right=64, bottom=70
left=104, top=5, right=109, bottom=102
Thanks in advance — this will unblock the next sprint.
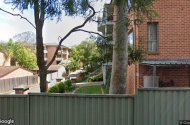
left=127, top=0, right=190, bottom=94
left=100, top=0, right=190, bottom=94
left=44, top=43, right=69, bottom=65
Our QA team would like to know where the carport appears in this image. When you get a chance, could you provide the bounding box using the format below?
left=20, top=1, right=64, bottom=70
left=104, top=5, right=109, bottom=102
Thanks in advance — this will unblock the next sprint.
left=141, top=58, right=190, bottom=87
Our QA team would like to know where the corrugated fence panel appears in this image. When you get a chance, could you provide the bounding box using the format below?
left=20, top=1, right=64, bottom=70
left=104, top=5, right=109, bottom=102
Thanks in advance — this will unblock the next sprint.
left=1, top=88, right=190, bottom=125
left=29, top=93, right=134, bottom=125
left=0, top=95, right=29, bottom=125
left=136, top=88, right=190, bottom=125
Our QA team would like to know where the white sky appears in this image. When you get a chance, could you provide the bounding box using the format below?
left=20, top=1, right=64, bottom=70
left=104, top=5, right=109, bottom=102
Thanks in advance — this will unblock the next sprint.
left=0, top=0, right=111, bottom=47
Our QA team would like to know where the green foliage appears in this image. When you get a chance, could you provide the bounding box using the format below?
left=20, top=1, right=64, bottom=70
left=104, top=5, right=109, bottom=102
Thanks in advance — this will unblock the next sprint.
left=48, top=81, right=67, bottom=93
left=13, top=31, right=36, bottom=53
left=0, top=39, right=37, bottom=70
left=57, top=82, right=66, bottom=93
left=64, top=79, right=72, bottom=88
left=101, top=84, right=109, bottom=94
left=67, top=86, right=76, bottom=92
left=48, top=85, right=59, bottom=93
left=5, top=0, right=90, bottom=21
left=96, top=37, right=113, bottom=65
left=76, top=79, right=83, bottom=83
left=75, top=85, right=102, bottom=94
left=48, top=80, right=73, bottom=93
left=106, top=66, right=112, bottom=88
left=80, top=70, right=88, bottom=76
left=129, top=0, right=159, bottom=24
left=89, top=75, right=103, bottom=82
left=128, top=35, right=147, bottom=65
left=70, top=40, right=99, bottom=70
left=60, top=58, right=80, bottom=70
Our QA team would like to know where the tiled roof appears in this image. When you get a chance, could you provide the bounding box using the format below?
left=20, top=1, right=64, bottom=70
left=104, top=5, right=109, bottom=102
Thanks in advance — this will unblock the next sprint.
left=0, top=66, right=33, bottom=78
left=48, top=65, right=63, bottom=71
left=33, top=65, right=63, bottom=71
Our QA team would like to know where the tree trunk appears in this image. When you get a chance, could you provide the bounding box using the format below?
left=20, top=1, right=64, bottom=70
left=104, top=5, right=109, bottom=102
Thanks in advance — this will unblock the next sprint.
left=36, top=25, right=47, bottom=92
left=34, top=0, right=47, bottom=92
left=109, top=0, right=128, bottom=94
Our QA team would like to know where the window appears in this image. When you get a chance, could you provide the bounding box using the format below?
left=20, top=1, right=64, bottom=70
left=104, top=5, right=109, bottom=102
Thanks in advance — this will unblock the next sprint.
left=147, top=22, right=158, bottom=52
left=128, top=30, right=134, bottom=49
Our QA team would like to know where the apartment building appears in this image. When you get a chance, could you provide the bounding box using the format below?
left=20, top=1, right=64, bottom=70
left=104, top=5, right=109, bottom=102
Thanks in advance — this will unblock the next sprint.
left=44, top=43, right=69, bottom=65
left=100, top=0, right=190, bottom=94
left=97, top=4, right=114, bottom=85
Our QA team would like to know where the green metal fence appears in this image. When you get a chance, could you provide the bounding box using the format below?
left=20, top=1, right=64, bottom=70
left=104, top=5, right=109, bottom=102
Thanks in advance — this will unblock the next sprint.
left=1, top=88, right=190, bottom=125
left=0, top=95, right=29, bottom=125
left=29, top=93, right=134, bottom=125
left=135, top=88, right=190, bottom=125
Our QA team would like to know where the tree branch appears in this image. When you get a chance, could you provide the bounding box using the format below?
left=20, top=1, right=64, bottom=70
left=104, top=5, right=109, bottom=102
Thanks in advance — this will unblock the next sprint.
left=47, top=0, right=96, bottom=68
left=0, top=8, right=36, bottom=29
left=75, top=29, right=107, bottom=39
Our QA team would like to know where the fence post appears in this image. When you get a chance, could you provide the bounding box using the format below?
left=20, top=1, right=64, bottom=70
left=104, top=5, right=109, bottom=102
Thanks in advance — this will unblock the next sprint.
left=134, top=88, right=139, bottom=125
left=27, top=94, right=30, bottom=125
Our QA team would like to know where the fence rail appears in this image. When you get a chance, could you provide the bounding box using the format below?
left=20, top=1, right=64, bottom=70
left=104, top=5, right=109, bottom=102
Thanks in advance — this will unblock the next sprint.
left=1, top=88, right=190, bottom=125
left=0, top=75, right=39, bottom=93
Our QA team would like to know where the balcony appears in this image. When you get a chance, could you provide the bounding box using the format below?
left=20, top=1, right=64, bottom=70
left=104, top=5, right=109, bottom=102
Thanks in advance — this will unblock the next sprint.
left=56, top=57, right=62, bottom=61
left=97, top=4, right=114, bottom=34
left=44, top=58, right=48, bottom=61
left=98, top=19, right=113, bottom=34
left=58, top=50, right=67, bottom=54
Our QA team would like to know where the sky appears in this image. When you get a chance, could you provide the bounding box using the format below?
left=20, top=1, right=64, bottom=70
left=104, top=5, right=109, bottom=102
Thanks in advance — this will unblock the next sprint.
left=0, top=0, right=111, bottom=47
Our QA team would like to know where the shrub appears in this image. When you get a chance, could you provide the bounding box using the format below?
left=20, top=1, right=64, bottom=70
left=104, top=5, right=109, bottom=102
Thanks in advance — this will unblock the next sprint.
left=67, top=86, right=76, bottom=92
left=48, top=85, right=59, bottom=93
left=57, top=82, right=66, bottom=93
left=80, top=70, right=88, bottom=76
left=76, top=79, right=83, bottom=83
left=48, top=82, right=66, bottom=93
left=64, top=79, right=72, bottom=88
left=89, top=75, right=103, bottom=82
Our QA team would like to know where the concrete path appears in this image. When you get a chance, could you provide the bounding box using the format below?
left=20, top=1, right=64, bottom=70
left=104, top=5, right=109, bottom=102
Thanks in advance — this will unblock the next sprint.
left=75, top=81, right=103, bottom=87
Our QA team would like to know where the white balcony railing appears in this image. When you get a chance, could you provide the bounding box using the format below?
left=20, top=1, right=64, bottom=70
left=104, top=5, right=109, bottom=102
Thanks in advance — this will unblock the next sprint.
left=56, top=58, right=62, bottom=61
left=58, top=50, right=67, bottom=54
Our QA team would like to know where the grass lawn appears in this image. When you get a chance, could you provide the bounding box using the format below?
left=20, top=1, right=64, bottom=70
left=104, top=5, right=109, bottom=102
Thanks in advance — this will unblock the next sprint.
left=75, top=85, right=102, bottom=94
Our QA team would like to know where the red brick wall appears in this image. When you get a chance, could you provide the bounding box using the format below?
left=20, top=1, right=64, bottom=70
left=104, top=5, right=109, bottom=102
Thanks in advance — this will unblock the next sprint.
left=136, top=0, right=190, bottom=59
left=46, top=46, right=57, bottom=65
left=134, top=0, right=190, bottom=89
left=127, top=64, right=136, bottom=94
left=139, top=65, right=190, bottom=87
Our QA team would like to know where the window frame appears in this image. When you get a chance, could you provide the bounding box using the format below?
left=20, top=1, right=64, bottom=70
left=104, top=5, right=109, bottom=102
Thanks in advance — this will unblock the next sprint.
left=128, top=29, right=134, bottom=50
left=147, top=22, right=158, bottom=52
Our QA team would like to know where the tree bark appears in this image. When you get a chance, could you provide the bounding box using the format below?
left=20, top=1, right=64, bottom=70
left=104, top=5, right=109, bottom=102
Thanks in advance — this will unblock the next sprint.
left=34, top=0, right=47, bottom=92
left=109, top=0, right=128, bottom=94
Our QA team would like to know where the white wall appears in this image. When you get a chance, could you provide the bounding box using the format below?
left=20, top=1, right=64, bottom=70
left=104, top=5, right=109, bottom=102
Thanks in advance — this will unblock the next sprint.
left=46, top=66, right=66, bottom=82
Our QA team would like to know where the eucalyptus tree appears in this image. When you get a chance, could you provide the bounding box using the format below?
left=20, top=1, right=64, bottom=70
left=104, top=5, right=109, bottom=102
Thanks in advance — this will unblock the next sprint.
left=109, top=0, right=158, bottom=94
left=2, top=0, right=100, bottom=92
left=1, top=0, right=158, bottom=93
left=13, top=31, right=36, bottom=53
